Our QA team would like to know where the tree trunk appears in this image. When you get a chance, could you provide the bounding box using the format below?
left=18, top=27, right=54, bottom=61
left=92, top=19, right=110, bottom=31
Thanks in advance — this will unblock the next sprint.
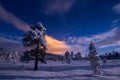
left=34, top=47, right=39, bottom=70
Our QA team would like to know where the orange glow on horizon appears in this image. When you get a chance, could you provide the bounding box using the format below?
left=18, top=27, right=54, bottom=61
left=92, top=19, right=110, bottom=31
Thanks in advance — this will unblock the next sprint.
left=45, top=35, right=71, bottom=55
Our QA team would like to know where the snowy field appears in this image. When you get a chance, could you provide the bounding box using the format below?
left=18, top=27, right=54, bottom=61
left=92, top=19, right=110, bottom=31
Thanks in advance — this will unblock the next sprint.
left=0, top=60, right=120, bottom=80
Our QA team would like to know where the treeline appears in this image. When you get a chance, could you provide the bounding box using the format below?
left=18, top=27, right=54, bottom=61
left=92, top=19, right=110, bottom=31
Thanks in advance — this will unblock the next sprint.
left=99, top=51, right=120, bottom=60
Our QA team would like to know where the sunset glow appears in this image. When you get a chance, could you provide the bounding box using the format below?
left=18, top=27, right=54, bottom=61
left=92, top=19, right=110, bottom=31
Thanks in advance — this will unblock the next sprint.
left=46, top=36, right=71, bottom=55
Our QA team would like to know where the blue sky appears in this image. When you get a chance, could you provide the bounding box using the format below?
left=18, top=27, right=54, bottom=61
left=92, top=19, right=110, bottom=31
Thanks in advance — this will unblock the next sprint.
left=0, top=0, right=120, bottom=54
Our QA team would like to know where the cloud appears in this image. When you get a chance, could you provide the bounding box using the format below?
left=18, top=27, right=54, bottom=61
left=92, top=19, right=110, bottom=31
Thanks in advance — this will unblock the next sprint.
left=66, top=27, right=120, bottom=53
left=42, top=0, right=76, bottom=15
left=0, top=34, right=71, bottom=55
left=112, top=3, right=120, bottom=14
left=70, top=44, right=85, bottom=53
left=0, top=33, right=22, bottom=42
left=0, top=37, right=18, bottom=43
left=0, top=42, right=25, bottom=52
left=112, top=18, right=120, bottom=27
left=67, top=27, right=117, bottom=45
left=96, top=3, right=120, bottom=49
left=0, top=5, right=30, bottom=32
left=0, top=36, right=25, bottom=52
left=1, top=27, right=119, bottom=54
left=0, top=5, right=71, bottom=55
left=115, top=48, right=120, bottom=51
left=1, top=4, right=119, bottom=55
left=46, top=35, right=71, bottom=54
left=95, top=27, right=120, bottom=48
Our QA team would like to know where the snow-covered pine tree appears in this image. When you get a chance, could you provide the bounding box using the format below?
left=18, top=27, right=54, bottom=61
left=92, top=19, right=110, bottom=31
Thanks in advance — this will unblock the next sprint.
left=88, top=41, right=101, bottom=75
left=22, top=22, right=48, bottom=70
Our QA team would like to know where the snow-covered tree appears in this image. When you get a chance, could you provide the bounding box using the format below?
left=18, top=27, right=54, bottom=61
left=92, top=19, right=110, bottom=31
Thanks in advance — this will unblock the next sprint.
left=22, top=22, right=48, bottom=70
left=88, top=41, right=101, bottom=75
left=0, top=48, right=20, bottom=64
left=64, top=51, right=72, bottom=64
left=74, top=52, right=82, bottom=60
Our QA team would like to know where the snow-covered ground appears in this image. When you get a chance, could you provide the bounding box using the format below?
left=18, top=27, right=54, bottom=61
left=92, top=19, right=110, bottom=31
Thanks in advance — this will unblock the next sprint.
left=0, top=60, right=120, bottom=80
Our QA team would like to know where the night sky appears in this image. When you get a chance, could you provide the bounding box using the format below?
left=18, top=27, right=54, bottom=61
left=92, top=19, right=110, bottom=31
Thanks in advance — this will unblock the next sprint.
left=0, top=0, right=120, bottom=54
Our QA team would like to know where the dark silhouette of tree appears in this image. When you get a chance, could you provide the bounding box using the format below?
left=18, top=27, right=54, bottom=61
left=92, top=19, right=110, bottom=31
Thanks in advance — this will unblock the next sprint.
left=70, top=51, right=74, bottom=59
left=74, top=52, right=82, bottom=60
left=64, top=51, right=72, bottom=64
left=99, top=51, right=120, bottom=60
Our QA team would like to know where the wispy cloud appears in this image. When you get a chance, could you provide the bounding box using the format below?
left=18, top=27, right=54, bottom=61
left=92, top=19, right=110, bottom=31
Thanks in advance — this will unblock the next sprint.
left=0, top=36, right=19, bottom=43
left=0, top=33, right=22, bottom=42
left=42, top=0, right=76, bottom=15
left=0, top=4, right=120, bottom=55
left=66, top=27, right=120, bottom=53
left=115, top=48, right=120, bottom=51
left=0, top=34, right=71, bottom=54
left=0, top=5, right=30, bottom=32
left=96, top=27, right=120, bottom=48
left=0, top=35, right=25, bottom=52
left=0, top=5, right=71, bottom=54
left=0, top=34, right=70, bottom=55
left=2, top=27, right=119, bottom=54
left=46, top=36, right=71, bottom=54
left=112, top=3, right=120, bottom=14
left=99, top=3, right=120, bottom=49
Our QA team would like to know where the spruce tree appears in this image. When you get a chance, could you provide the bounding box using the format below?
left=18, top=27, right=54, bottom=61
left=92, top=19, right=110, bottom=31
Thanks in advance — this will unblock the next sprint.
left=88, top=41, right=101, bottom=75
